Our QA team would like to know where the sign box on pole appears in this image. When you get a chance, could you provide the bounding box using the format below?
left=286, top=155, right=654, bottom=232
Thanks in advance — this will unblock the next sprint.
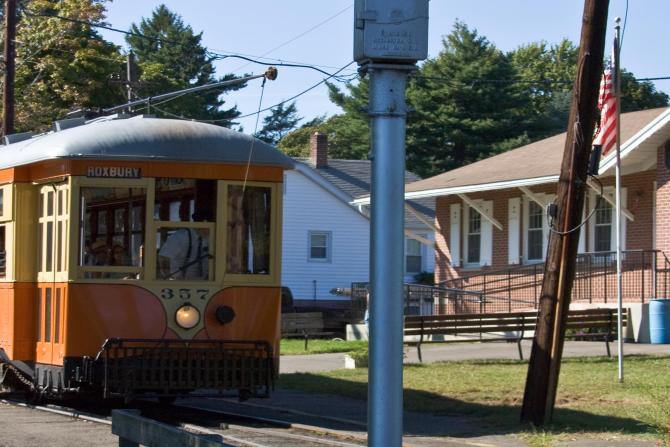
left=354, top=0, right=429, bottom=64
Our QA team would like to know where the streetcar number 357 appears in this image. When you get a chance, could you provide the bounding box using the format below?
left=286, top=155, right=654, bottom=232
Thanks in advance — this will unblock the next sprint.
left=161, top=288, right=209, bottom=301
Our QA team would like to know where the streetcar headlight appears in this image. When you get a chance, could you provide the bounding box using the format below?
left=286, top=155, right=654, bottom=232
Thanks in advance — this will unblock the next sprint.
left=175, top=304, right=200, bottom=329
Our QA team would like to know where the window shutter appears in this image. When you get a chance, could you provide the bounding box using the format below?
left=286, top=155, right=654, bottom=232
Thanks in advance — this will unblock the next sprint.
left=615, top=188, right=628, bottom=251
left=543, top=194, right=555, bottom=258
left=449, top=203, right=461, bottom=267
left=480, top=200, right=493, bottom=266
left=508, top=198, right=520, bottom=264
left=578, top=196, right=586, bottom=253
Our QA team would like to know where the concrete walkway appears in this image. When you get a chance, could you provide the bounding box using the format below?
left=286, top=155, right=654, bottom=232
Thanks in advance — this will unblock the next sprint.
left=280, top=340, right=670, bottom=373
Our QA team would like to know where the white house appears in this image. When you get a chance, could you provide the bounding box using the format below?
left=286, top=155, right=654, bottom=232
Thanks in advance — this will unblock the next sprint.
left=281, top=133, right=435, bottom=303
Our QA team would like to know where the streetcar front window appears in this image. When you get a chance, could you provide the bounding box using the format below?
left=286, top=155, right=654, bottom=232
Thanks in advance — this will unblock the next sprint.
left=154, top=178, right=216, bottom=281
left=79, top=187, right=146, bottom=279
left=226, top=185, right=271, bottom=275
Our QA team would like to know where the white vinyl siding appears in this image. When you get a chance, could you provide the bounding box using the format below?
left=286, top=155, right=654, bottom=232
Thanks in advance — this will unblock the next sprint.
left=282, top=171, right=369, bottom=300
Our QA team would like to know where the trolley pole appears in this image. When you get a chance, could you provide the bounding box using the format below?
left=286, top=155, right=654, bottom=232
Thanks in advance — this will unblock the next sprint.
left=2, top=0, right=17, bottom=136
left=353, top=2, right=428, bottom=446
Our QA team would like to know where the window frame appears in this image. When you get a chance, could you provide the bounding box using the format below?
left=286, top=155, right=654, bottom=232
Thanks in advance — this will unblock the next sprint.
left=308, top=230, right=331, bottom=263
left=588, top=187, right=627, bottom=255
left=71, top=177, right=152, bottom=282
left=220, top=180, right=281, bottom=286
left=405, top=235, right=424, bottom=275
left=69, top=177, right=281, bottom=286
left=463, top=205, right=482, bottom=267
left=37, top=182, right=70, bottom=283
left=522, top=196, right=551, bottom=264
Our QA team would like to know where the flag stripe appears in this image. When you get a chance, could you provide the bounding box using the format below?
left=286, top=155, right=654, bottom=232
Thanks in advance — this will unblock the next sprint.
left=593, top=65, right=617, bottom=155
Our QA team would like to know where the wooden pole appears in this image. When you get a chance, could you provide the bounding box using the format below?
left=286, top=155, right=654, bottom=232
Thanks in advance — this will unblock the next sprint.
left=520, top=0, right=610, bottom=426
left=2, top=0, right=16, bottom=136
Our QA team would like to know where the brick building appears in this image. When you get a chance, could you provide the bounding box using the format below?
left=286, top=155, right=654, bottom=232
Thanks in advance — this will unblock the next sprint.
left=395, top=107, right=670, bottom=328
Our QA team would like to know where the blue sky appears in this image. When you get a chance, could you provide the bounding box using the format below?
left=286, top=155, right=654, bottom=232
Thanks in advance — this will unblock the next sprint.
left=100, top=1, right=670, bottom=132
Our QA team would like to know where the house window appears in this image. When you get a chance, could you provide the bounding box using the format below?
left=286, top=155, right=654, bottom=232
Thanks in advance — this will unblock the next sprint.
left=594, top=198, right=612, bottom=252
left=527, top=201, right=544, bottom=261
left=308, top=231, right=330, bottom=262
left=467, top=209, right=481, bottom=265
left=405, top=238, right=422, bottom=274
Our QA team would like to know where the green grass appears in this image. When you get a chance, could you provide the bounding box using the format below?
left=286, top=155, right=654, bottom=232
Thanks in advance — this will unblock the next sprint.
left=279, top=355, right=670, bottom=446
left=280, top=338, right=368, bottom=355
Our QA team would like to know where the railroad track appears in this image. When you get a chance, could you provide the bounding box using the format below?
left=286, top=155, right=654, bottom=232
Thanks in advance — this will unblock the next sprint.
left=0, top=395, right=367, bottom=447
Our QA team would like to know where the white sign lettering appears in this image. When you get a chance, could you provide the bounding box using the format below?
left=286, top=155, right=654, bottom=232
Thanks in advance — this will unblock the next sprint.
left=86, top=166, right=141, bottom=178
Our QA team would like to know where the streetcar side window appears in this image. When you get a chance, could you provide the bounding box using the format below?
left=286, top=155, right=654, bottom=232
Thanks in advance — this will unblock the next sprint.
left=79, top=187, right=146, bottom=279
left=226, top=185, right=271, bottom=275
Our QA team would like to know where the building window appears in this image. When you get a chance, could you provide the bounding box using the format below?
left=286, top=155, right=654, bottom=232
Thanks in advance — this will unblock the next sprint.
left=527, top=201, right=544, bottom=261
left=405, top=238, right=422, bottom=274
left=308, top=231, right=330, bottom=262
left=594, top=198, right=612, bottom=252
left=467, top=209, right=481, bottom=265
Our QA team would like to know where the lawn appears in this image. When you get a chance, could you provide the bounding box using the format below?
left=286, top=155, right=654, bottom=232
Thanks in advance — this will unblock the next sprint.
left=280, top=338, right=368, bottom=355
left=279, top=355, right=670, bottom=446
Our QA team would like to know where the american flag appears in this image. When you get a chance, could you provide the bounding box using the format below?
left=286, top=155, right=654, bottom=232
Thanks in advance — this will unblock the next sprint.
left=593, top=65, right=617, bottom=155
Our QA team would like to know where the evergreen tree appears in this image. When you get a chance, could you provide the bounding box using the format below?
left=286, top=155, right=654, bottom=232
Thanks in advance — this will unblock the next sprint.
left=255, top=102, right=301, bottom=145
left=509, top=39, right=577, bottom=139
left=126, top=4, right=242, bottom=125
left=406, top=21, right=529, bottom=177
left=8, top=0, right=125, bottom=132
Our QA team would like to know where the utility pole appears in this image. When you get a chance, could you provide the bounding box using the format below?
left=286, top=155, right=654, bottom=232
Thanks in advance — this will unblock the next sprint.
left=2, top=0, right=16, bottom=136
left=520, top=0, right=610, bottom=426
left=354, top=2, right=428, bottom=446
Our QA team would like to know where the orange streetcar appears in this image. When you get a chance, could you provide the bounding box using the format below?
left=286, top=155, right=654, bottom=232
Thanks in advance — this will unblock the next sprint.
left=0, top=115, right=293, bottom=401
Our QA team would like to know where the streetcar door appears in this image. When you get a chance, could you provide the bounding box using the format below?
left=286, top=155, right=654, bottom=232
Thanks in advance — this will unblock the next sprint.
left=35, top=185, right=68, bottom=365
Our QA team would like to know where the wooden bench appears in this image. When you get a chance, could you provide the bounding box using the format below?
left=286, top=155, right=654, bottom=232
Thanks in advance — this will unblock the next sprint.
left=281, top=312, right=335, bottom=350
left=404, top=308, right=627, bottom=362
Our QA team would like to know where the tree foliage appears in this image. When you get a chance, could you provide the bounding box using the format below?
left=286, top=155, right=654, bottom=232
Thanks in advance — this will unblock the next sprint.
left=286, top=21, right=669, bottom=177
left=406, top=22, right=529, bottom=176
left=126, top=4, right=242, bottom=125
left=255, top=101, right=301, bottom=145
left=9, top=0, right=125, bottom=132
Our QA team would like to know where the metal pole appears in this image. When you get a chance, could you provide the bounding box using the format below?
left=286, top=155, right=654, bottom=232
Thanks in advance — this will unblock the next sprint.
left=613, top=17, right=624, bottom=383
left=2, top=0, right=17, bottom=136
left=367, top=63, right=412, bottom=447
left=103, top=71, right=272, bottom=114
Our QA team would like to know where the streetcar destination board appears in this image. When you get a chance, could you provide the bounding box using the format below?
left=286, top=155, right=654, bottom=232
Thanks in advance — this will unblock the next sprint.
left=86, top=166, right=142, bottom=178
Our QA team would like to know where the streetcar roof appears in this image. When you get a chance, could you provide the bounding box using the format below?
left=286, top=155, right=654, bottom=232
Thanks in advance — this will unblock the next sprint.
left=0, top=116, right=294, bottom=170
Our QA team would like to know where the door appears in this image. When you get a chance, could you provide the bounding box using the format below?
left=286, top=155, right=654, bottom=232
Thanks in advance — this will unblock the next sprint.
left=35, top=185, right=68, bottom=365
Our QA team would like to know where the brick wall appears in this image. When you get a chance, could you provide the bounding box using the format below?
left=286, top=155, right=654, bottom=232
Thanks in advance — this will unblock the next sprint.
left=656, top=142, right=670, bottom=255
left=434, top=169, right=658, bottom=283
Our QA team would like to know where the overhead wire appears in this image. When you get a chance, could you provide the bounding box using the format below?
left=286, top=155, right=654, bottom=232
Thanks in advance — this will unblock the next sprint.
left=227, top=4, right=353, bottom=73
left=142, top=61, right=355, bottom=123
